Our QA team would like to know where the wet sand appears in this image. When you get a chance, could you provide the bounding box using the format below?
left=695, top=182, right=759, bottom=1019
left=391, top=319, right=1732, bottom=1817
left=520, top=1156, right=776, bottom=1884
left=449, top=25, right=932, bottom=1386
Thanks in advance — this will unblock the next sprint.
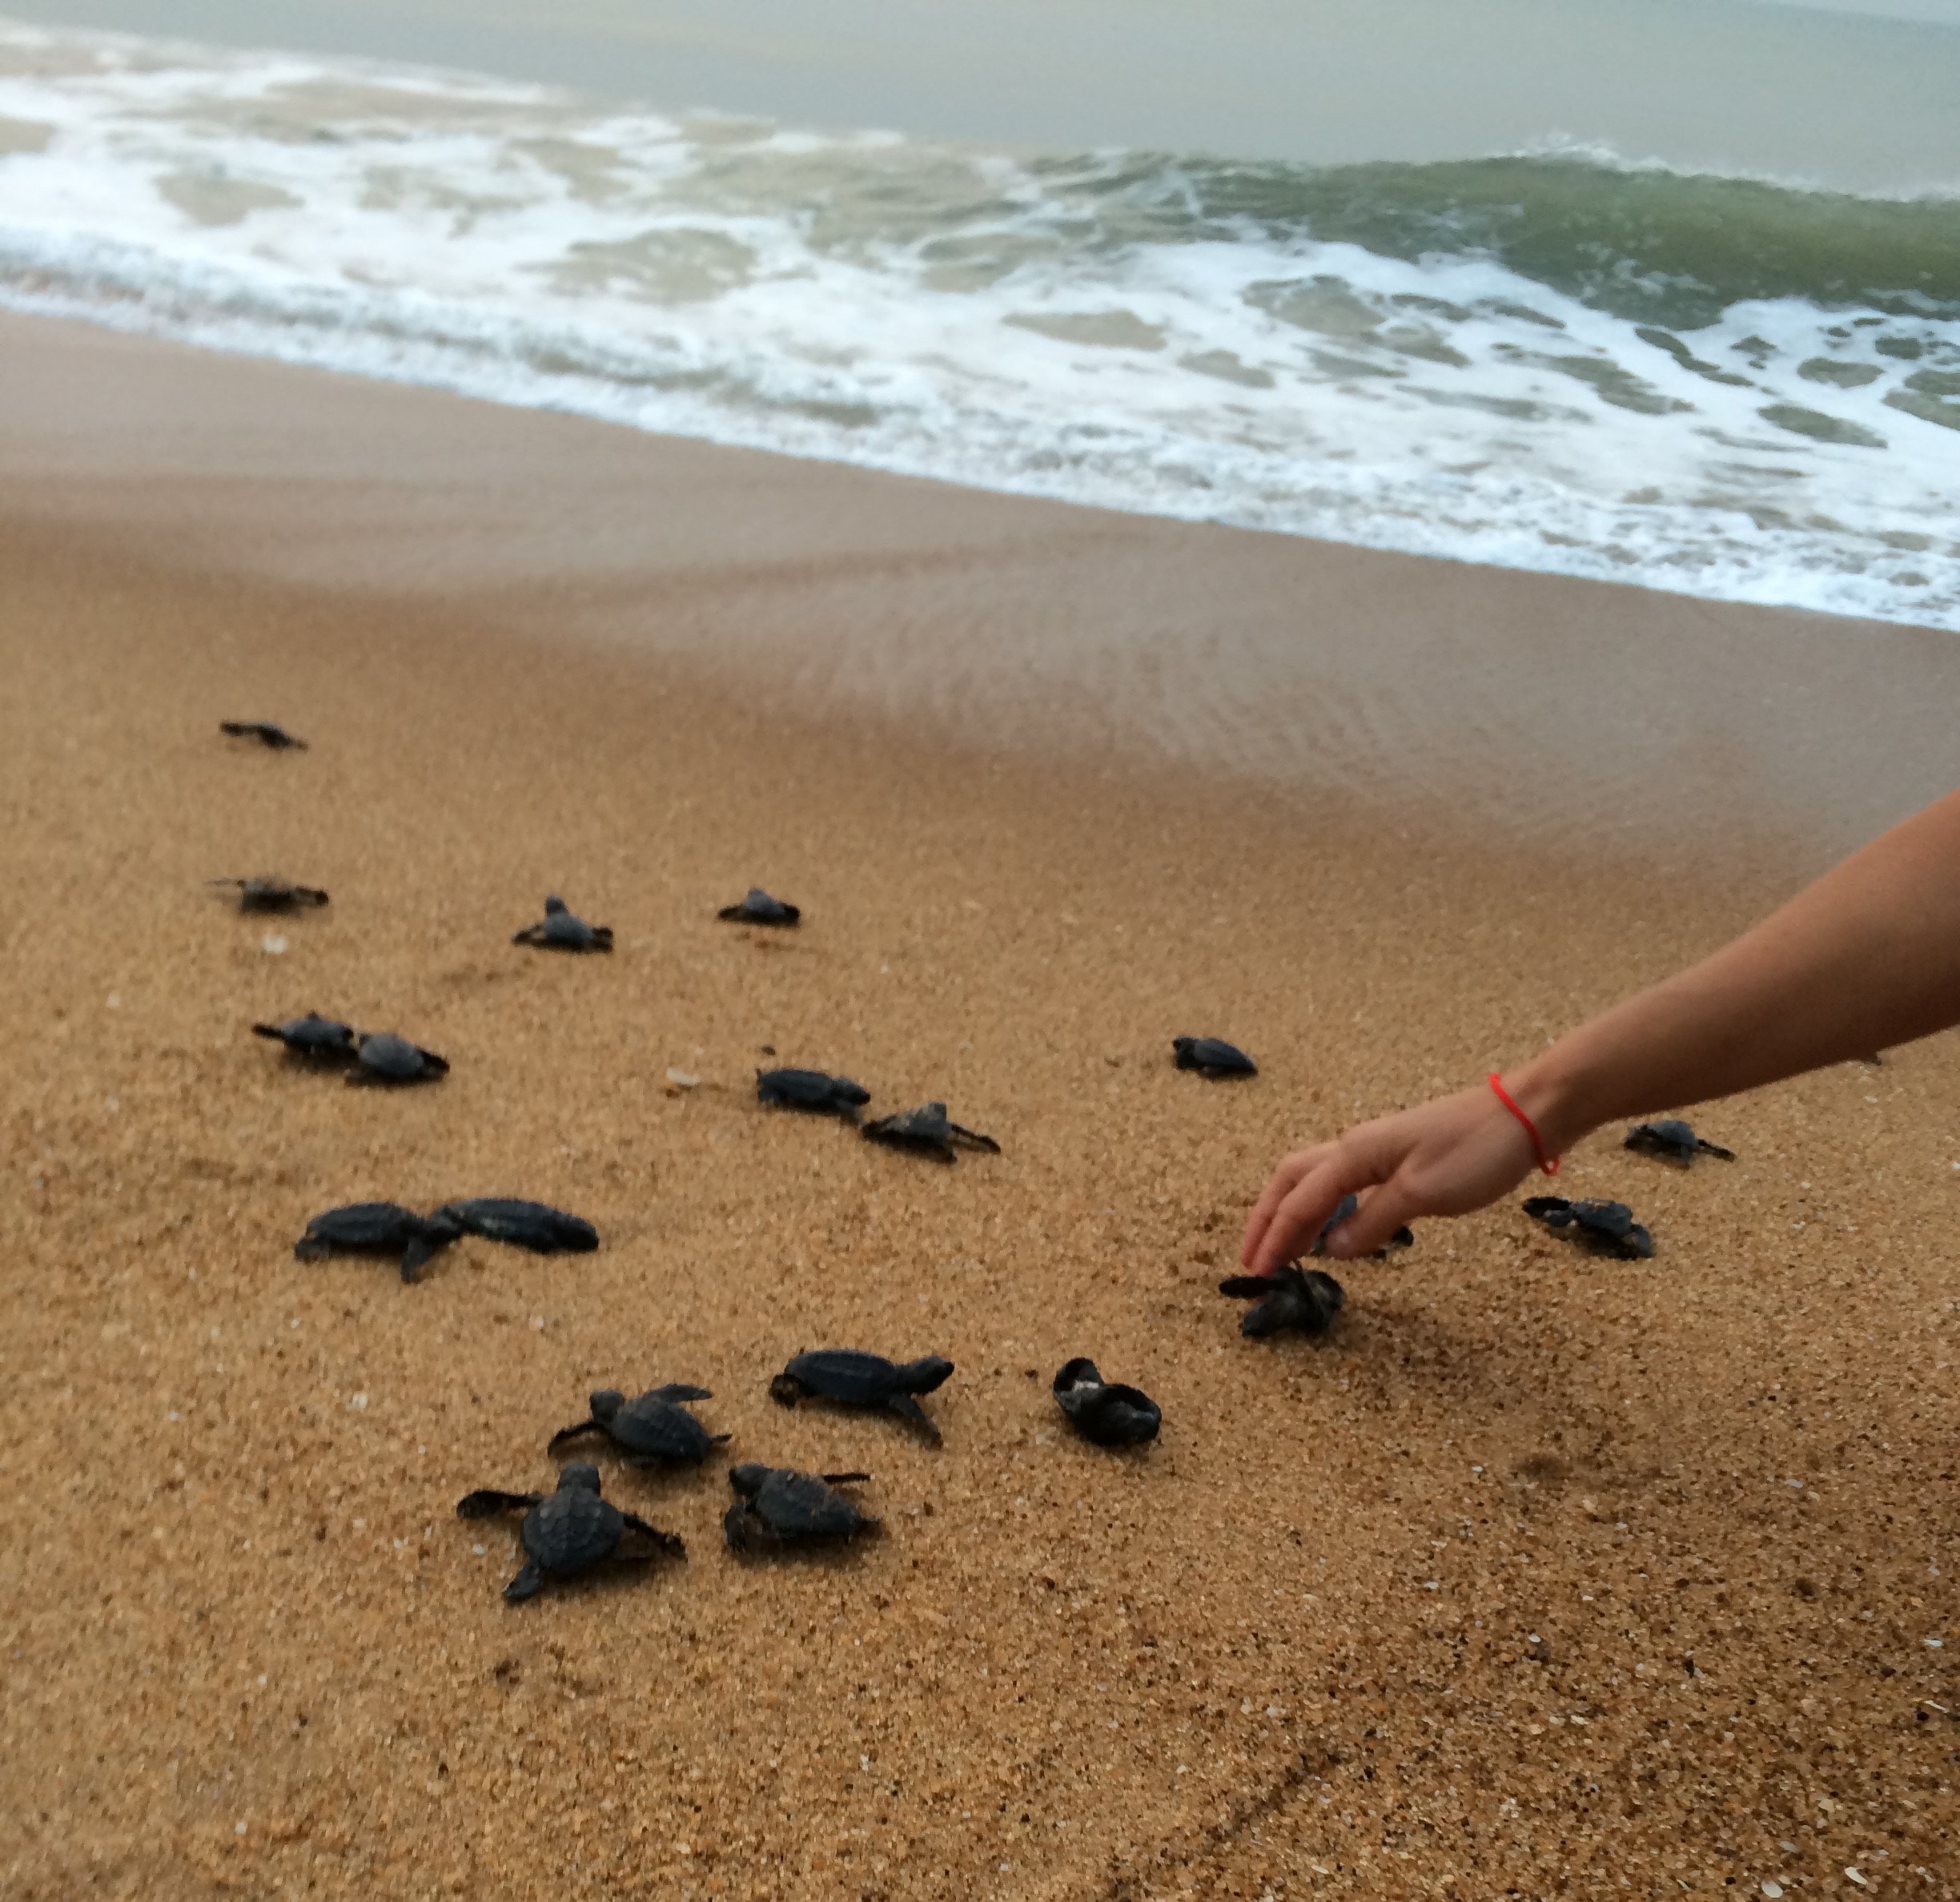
left=2, top=318, right=1958, bottom=1900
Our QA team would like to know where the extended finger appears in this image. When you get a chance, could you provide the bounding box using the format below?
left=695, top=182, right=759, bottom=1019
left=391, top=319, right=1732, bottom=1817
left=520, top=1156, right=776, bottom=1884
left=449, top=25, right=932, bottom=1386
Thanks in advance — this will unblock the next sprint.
left=1240, top=1147, right=1331, bottom=1266
left=1251, top=1159, right=1372, bottom=1275
left=1319, top=1180, right=1421, bottom=1260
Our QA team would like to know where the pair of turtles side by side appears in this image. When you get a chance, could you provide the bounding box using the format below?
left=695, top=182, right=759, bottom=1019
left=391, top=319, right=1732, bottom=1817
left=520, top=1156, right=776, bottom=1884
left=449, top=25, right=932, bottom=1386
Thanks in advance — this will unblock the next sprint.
left=862, top=1103, right=999, bottom=1165
left=725, top=1465, right=879, bottom=1553
left=1052, top=1359, right=1161, bottom=1446
left=550, top=1385, right=726, bottom=1468
left=1624, top=1119, right=1735, bottom=1166
left=294, top=1196, right=599, bottom=1281
left=211, top=877, right=329, bottom=914
left=457, top=1463, right=685, bottom=1601
left=254, top=1017, right=448, bottom=1083
left=717, top=888, right=800, bottom=927
left=220, top=720, right=306, bottom=750
left=1173, top=1036, right=1257, bottom=1080
left=770, top=1349, right=954, bottom=1444
left=1523, top=1196, right=1655, bottom=1260
left=512, top=895, right=612, bottom=953
left=757, top=1068, right=871, bottom=1121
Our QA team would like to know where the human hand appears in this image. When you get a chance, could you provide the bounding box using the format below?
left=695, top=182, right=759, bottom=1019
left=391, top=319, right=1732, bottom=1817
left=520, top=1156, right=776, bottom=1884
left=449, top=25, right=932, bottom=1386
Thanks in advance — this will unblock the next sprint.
left=1239, top=1082, right=1548, bottom=1273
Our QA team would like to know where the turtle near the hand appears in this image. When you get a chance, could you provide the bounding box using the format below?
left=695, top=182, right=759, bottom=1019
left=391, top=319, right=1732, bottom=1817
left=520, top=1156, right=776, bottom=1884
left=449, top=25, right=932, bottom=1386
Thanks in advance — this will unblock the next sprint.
left=456, top=1462, right=685, bottom=1602
left=723, top=1464, right=878, bottom=1553
left=1172, top=1036, right=1257, bottom=1079
left=251, top=1013, right=356, bottom=1063
left=349, top=1031, right=449, bottom=1086
left=549, top=1385, right=728, bottom=1468
left=1052, top=1358, right=1161, bottom=1446
left=862, top=1102, right=1000, bottom=1164
left=210, top=877, right=330, bottom=913
left=512, top=895, right=612, bottom=953
left=756, top=1068, right=872, bottom=1121
left=292, top=1201, right=459, bottom=1282
left=1623, top=1120, right=1735, bottom=1165
left=1217, top=1263, right=1346, bottom=1337
left=1310, top=1192, right=1415, bottom=1258
left=717, top=888, right=801, bottom=927
left=435, top=1197, right=600, bottom=1253
left=1522, top=1195, right=1655, bottom=1260
left=220, top=720, right=307, bottom=750
left=769, top=1349, right=954, bottom=1443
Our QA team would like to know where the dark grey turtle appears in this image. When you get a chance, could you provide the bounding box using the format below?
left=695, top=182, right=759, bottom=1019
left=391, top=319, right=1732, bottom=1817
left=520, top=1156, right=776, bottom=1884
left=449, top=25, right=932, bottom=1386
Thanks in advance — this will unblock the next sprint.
left=862, top=1102, right=1000, bottom=1164
left=1522, top=1195, right=1655, bottom=1260
left=210, top=876, right=330, bottom=913
left=456, top=1462, right=685, bottom=1602
left=1052, top=1358, right=1161, bottom=1446
left=1173, top=1036, right=1257, bottom=1079
left=1624, top=1119, right=1735, bottom=1165
left=769, top=1349, right=954, bottom=1442
left=219, top=720, right=307, bottom=750
left=1217, top=1263, right=1346, bottom=1337
left=1310, top=1192, right=1414, bottom=1258
left=512, top=895, right=613, bottom=952
left=251, top=1012, right=356, bottom=1062
left=757, top=1068, right=872, bottom=1121
left=717, top=888, right=801, bottom=927
left=292, top=1200, right=459, bottom=1282
left=549, top=1384, right=728, bottom=1467
left=723, top=1464, right=878, bottom=1552
left=434, top=1197, right=599, bottom=1253
left=350, top=1031, right=449, bottom=1086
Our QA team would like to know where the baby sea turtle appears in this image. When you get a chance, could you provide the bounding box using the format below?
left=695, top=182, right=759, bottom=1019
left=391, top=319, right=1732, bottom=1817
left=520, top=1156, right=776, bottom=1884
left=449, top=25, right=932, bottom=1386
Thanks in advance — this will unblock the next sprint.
left=1311, top=1192, right=1415, bottom=1257
left=220, top=720, right=307, bottom=750
left=723, top=1464, right=878, bottom=1553
left=757, top=1068, right=872, bottom=1121
left=251, top=1012, right=356, bottom=1062
left=512, top=895, right=612, bottom=952
left=456, top=1462, right=685, bottom=1602
left=1522, top=1195, right=1655, bottom=1260
left=769, top=1349, right=954, bottom=1443
left=862, top=1102, right=1000, bottom=1164
left=1173, top=1036, right=1257, bottom=1079
left=1217, top=1263, right=1346, bottom=1337
left=1052, top=1358, right=1161, bottom=1446
left=717, top=888, right=801, bottom=927
left=292, top=1200, right=458, bottom=1281
left=1624, top=1119, right=1735, bottom=1165
left=435, top=1197, right=599, bottom=1253
left=350, top=1031, right=449, bottom=1085
left=210, top=877, right=329, bottom=913
left=549, top=1384, right=727, bottom=1468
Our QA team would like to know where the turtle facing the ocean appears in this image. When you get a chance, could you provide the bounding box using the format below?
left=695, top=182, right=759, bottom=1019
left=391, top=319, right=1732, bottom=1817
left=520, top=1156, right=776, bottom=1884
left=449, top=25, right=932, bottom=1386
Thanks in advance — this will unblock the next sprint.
left=769, top=1349, right=954, bottom=1442
left=717, top=888, right=801, bottom=927
left=210, top=877, right=329, bottom=913
left=292, top=1201, right=459, bottom=1281
left=252, top=1013, right=357, bottom=1063
left=549, top=1385, right=728, bottom=1468
left=1217, top=1263, right=1346, bottom=1337
left=1052, top=1358, right=1161, bottom=1446
left=1523, top=1195, right=1655, bottom=1259
left=349, top=1031, right=449, bottom=1085
left=723, top=1464, right=878, bottom=1552
left=1623, top=1119, right=1735, bottom=1165
left=512, top=895, right=613, bottom=952
left=220, top=720, right=307, bottom=750
left=756, top=1068, right=872, bottom=1120
left=1173, top=1036, right=1258, bottom=1079
left=862, top=1102, right=1000, bottom=1164
left=456, top=1462, right=685, bottom=1602
left=435, top=1197, right=599, bottom=1253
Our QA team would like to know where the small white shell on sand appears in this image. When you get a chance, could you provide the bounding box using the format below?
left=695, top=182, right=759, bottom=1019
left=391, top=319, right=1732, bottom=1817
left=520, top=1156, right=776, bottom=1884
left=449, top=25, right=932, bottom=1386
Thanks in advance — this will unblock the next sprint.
left=1761, top=1882, right=1783, bottom=1898
left=666, top=1068, right=701, bottom=1088
left=261, top=933, right=288, bottom=954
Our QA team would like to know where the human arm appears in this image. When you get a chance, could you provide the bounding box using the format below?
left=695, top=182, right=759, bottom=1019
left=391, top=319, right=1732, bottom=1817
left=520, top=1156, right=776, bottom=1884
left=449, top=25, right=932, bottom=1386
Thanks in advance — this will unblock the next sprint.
left=1240, top=787, right=1960, bottom=1271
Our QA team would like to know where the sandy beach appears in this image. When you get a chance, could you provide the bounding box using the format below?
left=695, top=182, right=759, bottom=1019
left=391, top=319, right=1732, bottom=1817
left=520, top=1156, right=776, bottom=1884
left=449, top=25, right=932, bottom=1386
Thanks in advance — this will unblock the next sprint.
left=2, top=312, right=1957, bottom=1900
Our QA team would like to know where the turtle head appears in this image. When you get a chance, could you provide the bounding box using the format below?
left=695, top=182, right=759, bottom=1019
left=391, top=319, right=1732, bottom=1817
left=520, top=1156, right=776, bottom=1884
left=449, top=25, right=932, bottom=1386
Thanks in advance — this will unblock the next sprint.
left=588, top=1389, right=625, bottom=1422
left=544, top=895, right=567, bottom=915
left=897, top=1354, right=954, bottom=1394
left=1053, top=1357, right=1102, bottom=1397
left=727, top=1462, right=770, bottom=1499
left=556, top=1462, right=603, bottom=1494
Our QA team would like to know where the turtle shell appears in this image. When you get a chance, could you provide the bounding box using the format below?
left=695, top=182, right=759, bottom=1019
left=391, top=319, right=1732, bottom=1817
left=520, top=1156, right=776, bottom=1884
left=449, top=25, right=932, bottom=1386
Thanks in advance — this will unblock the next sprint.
left=522, top=1474, right=625, bottom=1574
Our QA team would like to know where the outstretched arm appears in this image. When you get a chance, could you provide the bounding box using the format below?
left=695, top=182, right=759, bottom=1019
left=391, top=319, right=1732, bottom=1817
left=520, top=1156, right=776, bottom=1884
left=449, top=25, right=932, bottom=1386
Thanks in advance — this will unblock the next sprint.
left=1243, top=788, right=1960, bottom=1271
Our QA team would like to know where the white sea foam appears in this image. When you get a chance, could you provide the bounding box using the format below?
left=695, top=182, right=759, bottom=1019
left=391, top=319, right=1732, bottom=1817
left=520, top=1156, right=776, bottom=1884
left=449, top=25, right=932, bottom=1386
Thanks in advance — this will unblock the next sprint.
left=0, top=18, right=1954, bottom=629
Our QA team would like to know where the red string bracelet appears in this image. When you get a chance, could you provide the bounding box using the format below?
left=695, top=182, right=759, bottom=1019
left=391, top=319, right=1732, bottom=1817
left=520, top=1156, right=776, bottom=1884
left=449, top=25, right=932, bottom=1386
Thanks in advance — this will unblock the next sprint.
left=1488, top=1072, right=1560, bottom=1176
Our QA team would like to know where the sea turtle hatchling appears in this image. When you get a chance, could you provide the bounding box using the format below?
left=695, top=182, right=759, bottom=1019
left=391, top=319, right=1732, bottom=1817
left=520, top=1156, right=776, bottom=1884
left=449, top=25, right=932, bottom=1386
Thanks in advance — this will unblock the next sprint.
left=723, top=1464, right=879, bottom=1553
left=456, top=1462, right=685, bottom=1602
left=549, top=1384, right=728, bottom=1467
left=717, top=888, right=801, bottom=927
left=1309, top=1192, right=1414, bottom=1257
left=219, top=720, right=307, bottom=750
left=349, top=1031, right=449, bottom=1085
left=434, top=1197, right=599, bottom=1253
left=862, top=1102, right=1000, bottom=1164
left=251, top=1012, right=356, bottom=1062
left=292, top=1200, right=459, bottom=1281
left=1052, top=1358, right=1161, bottom=1446
left=1173, top=1036, right=1258, bottom=1079
left=210, top=876, right=329, bottom=913
left=757, top=1068, right=872, bottom=1121
left=769, top=1349, right=954, bottom=1443
left=512, top=895, right=612, bottom=952
left=1623, top=1119, right=1736, bottom=1165
left=1216, top=1263, right=1347, bottom=1337
left=1522, top=1196, right=1655, bottom=1260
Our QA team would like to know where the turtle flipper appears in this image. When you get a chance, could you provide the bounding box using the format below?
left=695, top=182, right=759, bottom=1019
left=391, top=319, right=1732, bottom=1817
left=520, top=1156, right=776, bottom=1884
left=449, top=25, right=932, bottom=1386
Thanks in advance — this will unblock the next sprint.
left=547, top=1418, right=604, bottom=1453
left=886, top=1393, right=942, bottom=1443
left=819, top=1472, right=872, bottom=1486
left=946, top=1121, right=1001, bottom=1154
left=768, top=1373, right=805, bottom=1408
left=652, top=1383, right=713, bottom=1402
left=618, top=1514, right=687, bottom=1558
left=503, top=1562, right=546, bottom=1602
left=723, top=1501, right=757, bottom=1551
left=511, top=925, right=544, bottom=947
left=1697, top=1139, right=1737, bottom=1160
left=398, top=1231, right=445, bottom=1281
left=456, top=1489, right=543, bottom=1518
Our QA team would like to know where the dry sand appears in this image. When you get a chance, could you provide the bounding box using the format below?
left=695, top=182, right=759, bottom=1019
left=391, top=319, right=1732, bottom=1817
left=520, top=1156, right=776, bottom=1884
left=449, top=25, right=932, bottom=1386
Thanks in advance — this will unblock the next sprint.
left=2, top=320, right=1958, bottom=1900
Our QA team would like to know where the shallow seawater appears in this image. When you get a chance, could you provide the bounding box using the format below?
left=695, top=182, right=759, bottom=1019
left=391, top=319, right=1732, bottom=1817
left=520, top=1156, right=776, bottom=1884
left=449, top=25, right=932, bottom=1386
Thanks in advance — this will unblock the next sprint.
left=0, top=14, right=1956, bottom=628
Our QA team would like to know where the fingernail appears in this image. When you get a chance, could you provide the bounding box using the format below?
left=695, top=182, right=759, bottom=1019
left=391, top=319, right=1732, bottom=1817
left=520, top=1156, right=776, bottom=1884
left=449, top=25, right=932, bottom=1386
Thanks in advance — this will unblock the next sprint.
left=1323, top=1225, right=1353, bottom=1259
